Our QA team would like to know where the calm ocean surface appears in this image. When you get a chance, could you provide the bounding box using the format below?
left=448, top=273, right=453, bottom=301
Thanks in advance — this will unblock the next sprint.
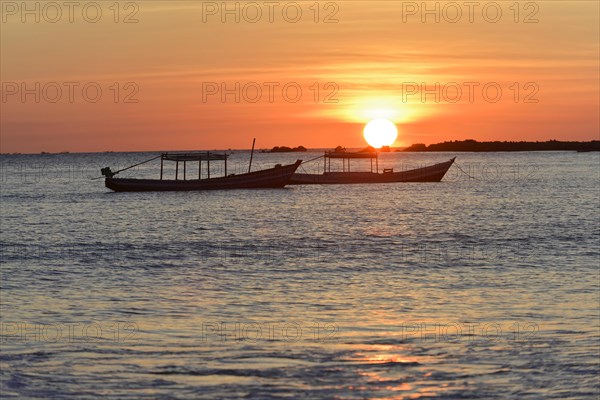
left=0, top=151, right=598, bottom=399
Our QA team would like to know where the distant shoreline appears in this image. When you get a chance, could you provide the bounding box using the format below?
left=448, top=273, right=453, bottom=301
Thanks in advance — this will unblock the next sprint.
left=3, top=140, right=599, bottom=155
left=263, top=146, right=308, bottom=153
left=402, top=140, right=600, bottom=152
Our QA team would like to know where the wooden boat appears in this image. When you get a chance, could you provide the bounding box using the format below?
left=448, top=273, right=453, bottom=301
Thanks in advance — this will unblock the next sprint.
left=102, top=152, right=302, bottom=192
left=290, top=151, right=455, bottom=184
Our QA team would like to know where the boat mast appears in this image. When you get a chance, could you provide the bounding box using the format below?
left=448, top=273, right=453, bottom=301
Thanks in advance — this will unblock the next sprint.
left=248, top=138, right=256, bottom=173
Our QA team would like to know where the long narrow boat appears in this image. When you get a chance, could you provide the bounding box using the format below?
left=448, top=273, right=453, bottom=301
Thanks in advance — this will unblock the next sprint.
left=102, top=152, right=302, bottom=192
left=290, top=151, right=455, bottom=184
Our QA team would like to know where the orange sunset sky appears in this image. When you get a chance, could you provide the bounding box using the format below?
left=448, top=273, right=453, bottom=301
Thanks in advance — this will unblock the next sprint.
left=1, top=1, right=599, bottom=153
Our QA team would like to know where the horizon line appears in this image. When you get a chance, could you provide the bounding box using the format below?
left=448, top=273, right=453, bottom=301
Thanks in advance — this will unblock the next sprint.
left=2, top=139, right=599, bottom=156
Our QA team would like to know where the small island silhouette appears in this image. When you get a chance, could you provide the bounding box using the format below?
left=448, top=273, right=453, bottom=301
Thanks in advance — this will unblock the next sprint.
left=266, top=146, right=308, bottom=153
left=403, top=139, right=600, bottom=152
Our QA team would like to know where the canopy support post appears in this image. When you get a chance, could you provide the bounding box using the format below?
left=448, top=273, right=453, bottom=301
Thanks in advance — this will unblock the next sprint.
left=176, top=161, right=179, bottom=180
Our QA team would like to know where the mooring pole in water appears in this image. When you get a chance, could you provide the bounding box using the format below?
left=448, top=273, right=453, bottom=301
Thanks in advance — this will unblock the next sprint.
left=248, top=138, right=256, bottom=173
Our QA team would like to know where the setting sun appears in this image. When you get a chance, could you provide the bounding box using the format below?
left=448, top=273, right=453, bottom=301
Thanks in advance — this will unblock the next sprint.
left=363, top=119, right=398, bottom=148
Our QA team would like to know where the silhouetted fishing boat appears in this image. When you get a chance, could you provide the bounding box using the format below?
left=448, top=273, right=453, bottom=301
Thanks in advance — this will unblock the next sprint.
left=290, top=151, right=455, bottom=184
left=102, top=151, right=302, bottom=192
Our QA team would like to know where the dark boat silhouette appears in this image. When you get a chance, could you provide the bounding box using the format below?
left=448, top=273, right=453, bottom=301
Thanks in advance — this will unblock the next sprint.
left=290, top=151, right=455, bottom=184
left=102, top=152, right=302, bottom=192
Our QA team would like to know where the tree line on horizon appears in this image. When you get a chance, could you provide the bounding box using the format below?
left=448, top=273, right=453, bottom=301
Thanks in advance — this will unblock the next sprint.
left=403, top=139, right=600, bottom=152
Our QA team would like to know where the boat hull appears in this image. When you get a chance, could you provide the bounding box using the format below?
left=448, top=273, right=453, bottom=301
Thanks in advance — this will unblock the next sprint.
left=106, top=160, right=302, bottom=192
left=290, top=158, right=455, bottom=185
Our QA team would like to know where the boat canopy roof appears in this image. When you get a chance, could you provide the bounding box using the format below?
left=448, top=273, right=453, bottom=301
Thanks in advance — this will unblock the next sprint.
left=161, top=152, right=229, bottom=162
left=325, top=151, right=378, bottom=159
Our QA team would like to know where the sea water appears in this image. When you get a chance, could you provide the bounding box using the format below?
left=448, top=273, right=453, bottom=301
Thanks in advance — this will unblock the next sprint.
left=0, top=151, right=598, bottom=399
